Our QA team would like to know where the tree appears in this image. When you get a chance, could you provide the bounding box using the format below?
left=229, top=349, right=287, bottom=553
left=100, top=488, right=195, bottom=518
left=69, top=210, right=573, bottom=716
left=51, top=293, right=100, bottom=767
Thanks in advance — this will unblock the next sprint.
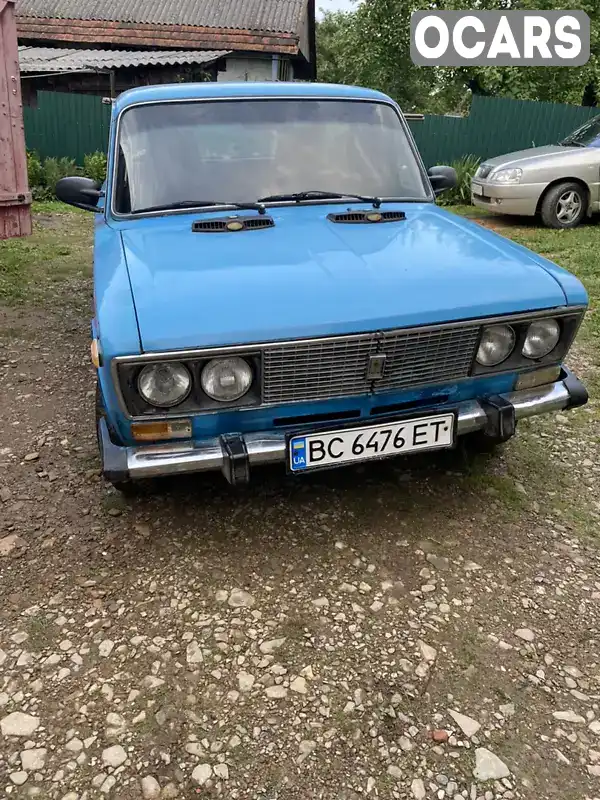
left=316, top=11, right=360, bottom=85
left=317, top=0, right=600, bottom=111
left=439, top=0, right=600, bottom=106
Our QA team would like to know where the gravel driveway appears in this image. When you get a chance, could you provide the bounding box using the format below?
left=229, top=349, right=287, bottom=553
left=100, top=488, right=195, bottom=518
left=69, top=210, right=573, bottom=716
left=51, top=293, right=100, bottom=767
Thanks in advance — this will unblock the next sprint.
left=1, top=211, right=599, bottom=800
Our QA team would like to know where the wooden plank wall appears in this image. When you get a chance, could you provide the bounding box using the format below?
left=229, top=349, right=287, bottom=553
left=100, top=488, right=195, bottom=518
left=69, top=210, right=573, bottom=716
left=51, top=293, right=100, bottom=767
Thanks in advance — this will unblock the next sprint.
left=0, top=0, right=31, bottom=239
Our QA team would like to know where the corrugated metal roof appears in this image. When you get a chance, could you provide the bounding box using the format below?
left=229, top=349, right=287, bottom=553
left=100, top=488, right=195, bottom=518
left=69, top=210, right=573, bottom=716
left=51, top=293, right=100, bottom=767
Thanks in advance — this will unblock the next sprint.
left=18, top=45, right=230, bottom=72
left=15, top=0, right=307, bottom=34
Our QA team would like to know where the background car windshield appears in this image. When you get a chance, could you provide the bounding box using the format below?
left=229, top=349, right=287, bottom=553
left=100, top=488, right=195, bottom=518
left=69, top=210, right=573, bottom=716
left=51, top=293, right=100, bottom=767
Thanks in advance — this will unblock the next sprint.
left=115, top=99, right=430, bottom=213
left=562, top=115, right=600, bottom=147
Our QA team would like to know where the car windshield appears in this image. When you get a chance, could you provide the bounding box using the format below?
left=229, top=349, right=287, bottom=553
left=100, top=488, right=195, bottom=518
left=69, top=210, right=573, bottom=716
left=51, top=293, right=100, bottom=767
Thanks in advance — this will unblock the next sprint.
left=114, top=98, right=430, bottom=214
left=561, top=115, right=600, bottom=148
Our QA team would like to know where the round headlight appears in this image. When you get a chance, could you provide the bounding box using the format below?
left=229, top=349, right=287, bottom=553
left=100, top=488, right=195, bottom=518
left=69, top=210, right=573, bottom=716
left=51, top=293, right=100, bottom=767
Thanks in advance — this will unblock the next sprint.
left=476, top=325, right=516, bottom=367
left=523, top=319, right=560, bottom=359
left=138, top=362, right=191, bottom=408
left=201, top=357, right=253, bottom=402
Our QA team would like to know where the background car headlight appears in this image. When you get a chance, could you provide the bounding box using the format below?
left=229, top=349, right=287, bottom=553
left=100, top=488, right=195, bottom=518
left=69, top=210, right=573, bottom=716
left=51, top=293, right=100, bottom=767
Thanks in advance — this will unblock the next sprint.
left=476, top=325, right=516, bottom=366
left=201, top=357, right=253, bottom=401
left=138, top=362, right=192, bottom=408
left=523, top=319, right=560, bottom=359
left=490, top=168, right=523, bottom=184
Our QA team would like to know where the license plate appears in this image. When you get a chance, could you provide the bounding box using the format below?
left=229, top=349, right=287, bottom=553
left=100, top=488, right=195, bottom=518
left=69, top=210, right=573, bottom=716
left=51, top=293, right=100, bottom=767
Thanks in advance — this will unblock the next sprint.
left=472, top=183, right=484, bottom=196
left=288, top=413, right=455, bottom=473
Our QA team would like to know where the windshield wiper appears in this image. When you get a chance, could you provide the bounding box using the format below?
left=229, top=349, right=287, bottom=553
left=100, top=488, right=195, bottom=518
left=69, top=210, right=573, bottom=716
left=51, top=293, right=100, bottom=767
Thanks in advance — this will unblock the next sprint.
left=133, top=200, right=267, bottom=215
left=560, top=138, right=585, bottom=147
left=257, top=190, right=383, bottom=208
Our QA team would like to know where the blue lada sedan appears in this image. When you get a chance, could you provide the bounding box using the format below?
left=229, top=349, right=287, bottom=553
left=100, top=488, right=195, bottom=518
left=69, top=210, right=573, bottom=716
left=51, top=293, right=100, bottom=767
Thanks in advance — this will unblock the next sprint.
left=56, top=81, right=588, bottom=491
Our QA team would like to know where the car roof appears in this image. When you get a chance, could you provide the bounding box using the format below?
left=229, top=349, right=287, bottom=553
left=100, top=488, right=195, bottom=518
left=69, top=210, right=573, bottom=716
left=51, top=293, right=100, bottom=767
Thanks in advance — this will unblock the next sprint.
left=113, top=81, right=394, bottom=114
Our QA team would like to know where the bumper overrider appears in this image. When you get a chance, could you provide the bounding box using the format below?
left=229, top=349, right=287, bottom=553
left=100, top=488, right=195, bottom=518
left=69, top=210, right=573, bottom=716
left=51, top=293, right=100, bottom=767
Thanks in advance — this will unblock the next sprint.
left=98, top=369, right=588, bottom=486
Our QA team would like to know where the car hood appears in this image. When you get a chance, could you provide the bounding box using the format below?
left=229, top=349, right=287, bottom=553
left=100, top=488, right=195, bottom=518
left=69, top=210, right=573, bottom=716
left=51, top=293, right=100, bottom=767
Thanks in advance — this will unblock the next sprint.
left=482, top=144, right=588, bottom=170
left=118, top=203, right=568, bottom=352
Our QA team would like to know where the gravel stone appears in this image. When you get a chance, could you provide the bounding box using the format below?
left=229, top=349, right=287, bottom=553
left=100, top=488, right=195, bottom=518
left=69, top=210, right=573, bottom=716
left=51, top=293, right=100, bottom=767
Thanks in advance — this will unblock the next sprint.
left=20, top=748, right=47, bottom=771
left=290, top=676, right=308, bottom=694
left=553, top=710, right=586, bottom=724
left=192, top=763, right=212, bottom=785
left=448, top=709, right=481, bottom=738
left=418, top=640, right=437, bottom=662
left=473, top=748, right=511, bottom=781
left=186, top=640, right=203, bottom=664
left=0, top=712, right=40, bottom=737
left=514, top=628, right=535, bottom=642
left=140, top=776, right=161, bottom=798
left=238, top=671, right=255, bottom=692
left=265, top=685, right=288, bottom=699
left=98, top=639, right=114, bottom=657
left=259, top=637, right=286, bottom=654
left=228, top=588, right=255, bottom=608
left=102, top=744, right=127, bottom=768
left=214, top=764, right=229, bottom=780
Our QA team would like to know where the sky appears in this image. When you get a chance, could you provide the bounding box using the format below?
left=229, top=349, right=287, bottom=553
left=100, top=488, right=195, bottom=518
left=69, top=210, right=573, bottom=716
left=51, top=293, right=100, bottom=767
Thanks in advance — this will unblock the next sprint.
left=316, top=0, right=357, bottom=16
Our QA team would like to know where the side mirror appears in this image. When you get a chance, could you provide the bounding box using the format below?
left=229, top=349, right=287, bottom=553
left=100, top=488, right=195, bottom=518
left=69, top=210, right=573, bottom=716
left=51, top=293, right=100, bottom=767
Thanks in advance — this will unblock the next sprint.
left=427, top=165, right=458, bottom=196
left=56, top=176, right=104, bottom=212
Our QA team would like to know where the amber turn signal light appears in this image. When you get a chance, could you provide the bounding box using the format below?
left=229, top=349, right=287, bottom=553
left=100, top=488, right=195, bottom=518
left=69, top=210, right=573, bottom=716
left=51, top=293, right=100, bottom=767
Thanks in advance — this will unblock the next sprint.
left=90, top=339, right=102, bottom=368
left=515, top=365, right=561, bottom=391
left=131, top=419, right=192, bottom=442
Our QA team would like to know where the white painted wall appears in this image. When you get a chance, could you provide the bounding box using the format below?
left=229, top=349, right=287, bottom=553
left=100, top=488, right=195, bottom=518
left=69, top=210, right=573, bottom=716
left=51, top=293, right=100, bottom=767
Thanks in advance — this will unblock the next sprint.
left=217, top=56, right=274, bottom=82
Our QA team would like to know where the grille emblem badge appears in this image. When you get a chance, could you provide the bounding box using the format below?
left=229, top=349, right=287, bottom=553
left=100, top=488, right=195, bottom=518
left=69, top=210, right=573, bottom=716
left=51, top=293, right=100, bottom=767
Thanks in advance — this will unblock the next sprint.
left=366, top=354, right=387, bottom=380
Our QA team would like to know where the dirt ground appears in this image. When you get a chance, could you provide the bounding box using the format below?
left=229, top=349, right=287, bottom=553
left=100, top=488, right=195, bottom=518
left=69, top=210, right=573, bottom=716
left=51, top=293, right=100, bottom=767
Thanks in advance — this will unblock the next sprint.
left=1, top=210, right=600, bottom=800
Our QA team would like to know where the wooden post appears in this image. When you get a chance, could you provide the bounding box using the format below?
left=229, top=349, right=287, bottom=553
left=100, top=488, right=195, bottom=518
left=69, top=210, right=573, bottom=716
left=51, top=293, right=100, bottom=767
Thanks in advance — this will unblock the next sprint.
left=0, top=0, right=32, bottom=239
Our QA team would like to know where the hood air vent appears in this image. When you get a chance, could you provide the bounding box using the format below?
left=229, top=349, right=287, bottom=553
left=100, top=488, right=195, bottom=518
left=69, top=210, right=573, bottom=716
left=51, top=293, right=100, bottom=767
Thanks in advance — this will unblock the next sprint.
left=327, top=210, right=406, bottom=224
left=192, top=215, right=275, bottom=233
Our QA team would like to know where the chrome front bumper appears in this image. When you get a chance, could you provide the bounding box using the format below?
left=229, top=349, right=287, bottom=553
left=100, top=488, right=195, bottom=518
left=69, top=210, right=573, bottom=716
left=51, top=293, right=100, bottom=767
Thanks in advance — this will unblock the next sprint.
left=99, top=373, right=587, bottom=485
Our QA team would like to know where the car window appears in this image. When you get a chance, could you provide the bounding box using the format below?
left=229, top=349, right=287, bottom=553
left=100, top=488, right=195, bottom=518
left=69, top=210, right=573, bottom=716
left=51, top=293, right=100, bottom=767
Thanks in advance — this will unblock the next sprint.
left=115, top=98, right=430, bottom=214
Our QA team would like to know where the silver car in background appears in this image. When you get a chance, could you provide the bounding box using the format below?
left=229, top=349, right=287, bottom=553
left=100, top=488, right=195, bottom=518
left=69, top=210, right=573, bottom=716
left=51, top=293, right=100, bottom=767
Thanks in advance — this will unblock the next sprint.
left=471, top=115, right=600, bottom=229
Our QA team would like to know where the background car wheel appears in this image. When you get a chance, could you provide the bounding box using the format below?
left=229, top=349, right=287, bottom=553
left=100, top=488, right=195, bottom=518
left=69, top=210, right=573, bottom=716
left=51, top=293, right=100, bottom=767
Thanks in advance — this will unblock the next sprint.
left=95, top=383, right=139, bottom=495
left=540, top=181, right=586, bottom=229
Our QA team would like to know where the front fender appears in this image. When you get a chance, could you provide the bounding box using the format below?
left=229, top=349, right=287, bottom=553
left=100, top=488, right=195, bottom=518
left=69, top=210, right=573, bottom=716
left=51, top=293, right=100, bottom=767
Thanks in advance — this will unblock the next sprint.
left=93, top=221, right=141, bottom=443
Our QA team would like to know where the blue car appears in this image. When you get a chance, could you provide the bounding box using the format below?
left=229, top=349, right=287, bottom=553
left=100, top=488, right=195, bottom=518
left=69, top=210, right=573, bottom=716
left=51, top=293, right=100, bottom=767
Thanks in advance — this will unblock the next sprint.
left=56, top=82, right=588, bottom=490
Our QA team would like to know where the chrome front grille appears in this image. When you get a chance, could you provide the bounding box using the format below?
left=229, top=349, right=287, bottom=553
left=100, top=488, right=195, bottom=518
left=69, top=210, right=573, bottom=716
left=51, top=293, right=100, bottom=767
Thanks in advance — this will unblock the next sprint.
left=261, top=324, right=481, bottom=404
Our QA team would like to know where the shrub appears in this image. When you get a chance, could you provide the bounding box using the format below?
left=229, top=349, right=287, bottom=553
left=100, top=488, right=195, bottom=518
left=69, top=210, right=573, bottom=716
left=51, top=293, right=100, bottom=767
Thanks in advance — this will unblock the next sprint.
left=83, top=151, right=107, bottom=184
left=26, top=154, right=80, bottom=200
left=26, top=151, right=44, bottom=189
left=436, top=155, right=481, bottom=207
left=43, top=157, right=77, bottom=197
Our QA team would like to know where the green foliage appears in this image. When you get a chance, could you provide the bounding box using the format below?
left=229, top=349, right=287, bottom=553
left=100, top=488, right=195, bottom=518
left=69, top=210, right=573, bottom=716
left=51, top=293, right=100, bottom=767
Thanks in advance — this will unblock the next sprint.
left=27, top=151, right=105, bottom=200
left=42, top=157, right=77, bottom=198
left=83, top=151, right=107, bottom=184
left=436, top=156, right=481, bottom=207
left=26, top=151, right=44, bottom=190
left=317, top=0, right=600, bottom=112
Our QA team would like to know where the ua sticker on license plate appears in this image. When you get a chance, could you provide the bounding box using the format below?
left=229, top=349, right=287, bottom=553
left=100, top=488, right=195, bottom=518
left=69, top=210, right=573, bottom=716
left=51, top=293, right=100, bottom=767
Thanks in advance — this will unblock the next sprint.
left=289, top=413, right=455, bottom=473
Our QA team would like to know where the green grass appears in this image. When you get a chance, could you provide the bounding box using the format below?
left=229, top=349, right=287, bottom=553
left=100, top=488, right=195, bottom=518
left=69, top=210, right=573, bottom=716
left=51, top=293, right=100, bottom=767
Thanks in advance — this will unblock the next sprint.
left=0, top=202, right=91, bottom=303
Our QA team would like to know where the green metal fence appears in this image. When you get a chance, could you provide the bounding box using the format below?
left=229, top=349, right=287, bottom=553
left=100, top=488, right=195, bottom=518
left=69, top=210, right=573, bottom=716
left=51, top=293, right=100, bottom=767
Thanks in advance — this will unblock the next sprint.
left=23, top=89, right=600, bottom=167
left=408, top=94, right=599, bottom=168
left=24, top=92, right=111, bottom=163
